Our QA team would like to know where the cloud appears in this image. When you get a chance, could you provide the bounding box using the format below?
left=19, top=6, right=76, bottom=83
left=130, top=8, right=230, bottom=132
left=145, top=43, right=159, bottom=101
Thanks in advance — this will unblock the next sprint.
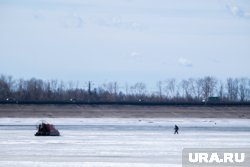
left=226, top=4, right=250, bottom=18
left=178, top=57, right=193, bottom=67
left=230, top=6, right=241, bottom=15
left=73, top=14, right=84, bottom=28
left=227, top=5, right=243, bottom=16
left=131, top=51, right=140, bottom=57
left=128, top=51, right=144, bottom=64
left=63, top=13, right=85, bottom=29
left=96, top=16, right=143, bottom=31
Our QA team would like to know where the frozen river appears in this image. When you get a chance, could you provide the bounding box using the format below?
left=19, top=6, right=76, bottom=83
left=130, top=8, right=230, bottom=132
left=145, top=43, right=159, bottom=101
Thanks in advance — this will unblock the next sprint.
left=0, top=118, right=250, bottom=167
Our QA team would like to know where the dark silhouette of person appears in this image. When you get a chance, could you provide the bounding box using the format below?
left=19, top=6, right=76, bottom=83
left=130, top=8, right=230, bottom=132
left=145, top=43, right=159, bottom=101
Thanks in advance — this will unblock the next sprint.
left=174, top=125, right=179, bottom=134
left=40, top=123, right=49, bottom=134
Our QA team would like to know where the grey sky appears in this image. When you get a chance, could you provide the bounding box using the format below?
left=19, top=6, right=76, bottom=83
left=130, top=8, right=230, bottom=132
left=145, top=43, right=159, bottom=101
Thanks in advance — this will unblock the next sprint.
left=0, top=0, right=250, bottom=87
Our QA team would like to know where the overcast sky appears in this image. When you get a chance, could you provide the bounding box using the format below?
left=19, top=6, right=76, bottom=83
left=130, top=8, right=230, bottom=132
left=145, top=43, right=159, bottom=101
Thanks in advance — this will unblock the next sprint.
left=0, top=0, right=250, bottom=87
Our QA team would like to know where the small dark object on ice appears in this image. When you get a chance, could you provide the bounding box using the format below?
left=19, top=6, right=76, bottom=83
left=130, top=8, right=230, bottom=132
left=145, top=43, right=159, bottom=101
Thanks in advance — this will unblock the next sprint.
left=35, top=120, right=60, bottom=136
left=174, top=125, right=179, bottom=134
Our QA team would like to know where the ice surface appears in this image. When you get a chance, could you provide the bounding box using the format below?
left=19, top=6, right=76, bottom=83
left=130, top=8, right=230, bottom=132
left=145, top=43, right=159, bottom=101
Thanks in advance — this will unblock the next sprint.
left=1, top=118, right=250, bottom=127
left=0, top=118, right=249, bottom=167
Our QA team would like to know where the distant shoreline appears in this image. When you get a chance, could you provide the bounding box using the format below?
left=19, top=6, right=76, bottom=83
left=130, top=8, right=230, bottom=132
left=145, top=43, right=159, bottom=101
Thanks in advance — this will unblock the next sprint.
left=0, top=104, right=249, bottom=119
left=1, top=100, right=250, bottom=106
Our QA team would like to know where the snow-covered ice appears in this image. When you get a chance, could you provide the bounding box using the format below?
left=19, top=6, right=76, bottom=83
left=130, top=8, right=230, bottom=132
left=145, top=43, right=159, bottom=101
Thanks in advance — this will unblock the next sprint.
left=0, top=118, right=249, bottom=167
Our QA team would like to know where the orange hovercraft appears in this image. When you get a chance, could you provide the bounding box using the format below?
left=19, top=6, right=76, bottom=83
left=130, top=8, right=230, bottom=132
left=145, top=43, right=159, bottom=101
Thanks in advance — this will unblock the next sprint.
left=35, top=120, right=60, bottom=136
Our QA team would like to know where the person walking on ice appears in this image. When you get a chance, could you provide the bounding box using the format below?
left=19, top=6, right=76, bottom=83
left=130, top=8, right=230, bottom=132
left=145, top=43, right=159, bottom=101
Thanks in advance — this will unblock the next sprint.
left=174, top=125, right=179, bottom=134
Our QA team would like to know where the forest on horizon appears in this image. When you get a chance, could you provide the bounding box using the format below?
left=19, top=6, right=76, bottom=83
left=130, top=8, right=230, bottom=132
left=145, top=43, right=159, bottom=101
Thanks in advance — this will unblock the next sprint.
left=0, top=74, right=250, bottom=103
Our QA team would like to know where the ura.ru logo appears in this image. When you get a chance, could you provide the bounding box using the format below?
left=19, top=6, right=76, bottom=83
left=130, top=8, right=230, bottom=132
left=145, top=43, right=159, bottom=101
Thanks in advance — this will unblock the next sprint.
left=188, top=152, right=245, bottom=163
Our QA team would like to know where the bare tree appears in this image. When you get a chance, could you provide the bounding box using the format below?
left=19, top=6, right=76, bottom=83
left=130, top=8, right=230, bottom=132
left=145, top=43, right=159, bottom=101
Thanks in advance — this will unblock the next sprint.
left=194, top=78, right=203, bottom=100
left=44, top=81, right=52, bottom=100
left=201, top=76, right=218, bottom=100
left=156, top=81, right=163, bottom=101
left=180, top=79, right=190, bottom=99
left=103, top=82, right=118, bottom=95
left=238, top=78, right=248, bottom=102
left=130, top=82, right=147, bottom=97
left=16, top=79, right=25, bottom=100
left=218, top=81, right=225, bottom=100
left=226, top=78, right=239, bottom=101
left=125, top=83, right=129, bottom=95
left=101, top=82, right=119, bottom=101
left=0, top=75, right=12, bottom=99
left=248, top=79, right=250, bottom=101
left=187, top=78, right=196, bottom=99
left=164, top=79, right=176, bottom=99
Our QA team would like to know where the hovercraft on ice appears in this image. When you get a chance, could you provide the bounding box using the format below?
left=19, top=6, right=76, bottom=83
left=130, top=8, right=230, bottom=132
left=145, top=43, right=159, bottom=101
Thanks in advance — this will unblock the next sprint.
left=35, top=120, right=60, bottom=136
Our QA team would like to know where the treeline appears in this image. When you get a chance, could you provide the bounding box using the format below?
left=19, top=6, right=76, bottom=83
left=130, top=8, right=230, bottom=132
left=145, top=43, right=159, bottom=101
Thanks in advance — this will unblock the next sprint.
left=0, top=74, right=250, bottom=102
